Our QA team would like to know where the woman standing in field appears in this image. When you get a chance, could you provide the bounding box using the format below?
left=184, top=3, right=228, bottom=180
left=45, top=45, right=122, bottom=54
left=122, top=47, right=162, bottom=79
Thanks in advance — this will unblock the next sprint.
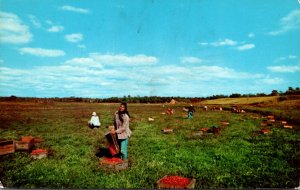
left=110, top=102, right=132, bottom=160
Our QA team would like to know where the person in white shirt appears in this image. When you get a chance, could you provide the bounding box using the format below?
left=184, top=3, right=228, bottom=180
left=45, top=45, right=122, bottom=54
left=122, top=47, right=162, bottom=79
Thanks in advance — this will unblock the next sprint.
left=88, top=112, right=101, bottom=129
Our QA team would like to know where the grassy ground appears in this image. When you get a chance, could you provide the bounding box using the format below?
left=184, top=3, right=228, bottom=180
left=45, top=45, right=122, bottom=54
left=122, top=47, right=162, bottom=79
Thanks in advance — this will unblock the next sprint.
left=0, top=101, right=299, bottom=188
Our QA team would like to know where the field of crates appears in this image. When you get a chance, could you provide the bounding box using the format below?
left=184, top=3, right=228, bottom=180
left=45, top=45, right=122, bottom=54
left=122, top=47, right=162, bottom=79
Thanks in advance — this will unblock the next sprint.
left=0, top=99, right=299, bottom=188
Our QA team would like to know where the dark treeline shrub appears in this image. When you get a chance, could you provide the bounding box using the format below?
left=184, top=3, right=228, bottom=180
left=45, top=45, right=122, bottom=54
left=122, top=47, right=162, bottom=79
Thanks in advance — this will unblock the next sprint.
left=1, top=87, right=299, bottom=103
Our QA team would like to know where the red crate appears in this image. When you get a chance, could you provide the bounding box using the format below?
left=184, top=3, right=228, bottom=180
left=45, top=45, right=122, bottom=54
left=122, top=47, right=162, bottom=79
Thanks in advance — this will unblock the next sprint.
left=31, top=149, right=48, bottom=159
left=0, top=140, right=15, bottom=155
left=157, top=175, right=196, bottom=189
left=99, top=157, right=128, bottom=171
left=260, top=129, right=270, bottom=134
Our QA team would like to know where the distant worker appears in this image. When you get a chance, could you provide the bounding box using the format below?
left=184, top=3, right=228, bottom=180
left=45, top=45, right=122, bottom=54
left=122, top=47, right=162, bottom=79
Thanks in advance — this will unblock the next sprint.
left=88, top=112, right=101, bottom=129
left=187, top=104, right=196, bottom=119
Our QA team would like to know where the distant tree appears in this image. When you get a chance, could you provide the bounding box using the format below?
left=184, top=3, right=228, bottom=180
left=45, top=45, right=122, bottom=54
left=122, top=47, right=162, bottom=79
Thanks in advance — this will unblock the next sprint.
left=270, top=90, right=279, bottom=96
left=8, top=95, right=18, bottom=101
left=229, top=93, right=241, bottom=98
left=285, top=86, right=300, bottom=95
left=256, top=93, right=267, bottom=97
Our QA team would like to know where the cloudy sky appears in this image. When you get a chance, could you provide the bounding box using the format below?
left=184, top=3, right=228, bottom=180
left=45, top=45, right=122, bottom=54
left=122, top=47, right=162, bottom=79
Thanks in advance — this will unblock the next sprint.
left=0, top=0, right=299, bottom=98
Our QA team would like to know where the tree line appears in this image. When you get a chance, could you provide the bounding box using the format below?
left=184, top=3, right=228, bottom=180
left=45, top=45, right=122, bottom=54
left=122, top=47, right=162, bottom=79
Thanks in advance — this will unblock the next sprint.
left=1, top=87, right=299, bottom=103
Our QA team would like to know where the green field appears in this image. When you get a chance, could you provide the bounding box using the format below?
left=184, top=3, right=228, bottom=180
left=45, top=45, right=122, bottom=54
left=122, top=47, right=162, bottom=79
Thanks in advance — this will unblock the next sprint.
left=0, top=100, right=299, bottom=188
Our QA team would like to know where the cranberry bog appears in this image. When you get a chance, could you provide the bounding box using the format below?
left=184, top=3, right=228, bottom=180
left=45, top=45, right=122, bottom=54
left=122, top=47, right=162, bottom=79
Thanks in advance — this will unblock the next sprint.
left=0, top=99, right=299, bottom=188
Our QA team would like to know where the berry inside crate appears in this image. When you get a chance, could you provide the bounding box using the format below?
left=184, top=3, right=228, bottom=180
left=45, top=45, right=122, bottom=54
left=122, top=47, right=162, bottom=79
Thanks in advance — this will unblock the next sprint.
left=157, top=175, right=196, bottom=189
left=99, top=157, right=128, bottom=171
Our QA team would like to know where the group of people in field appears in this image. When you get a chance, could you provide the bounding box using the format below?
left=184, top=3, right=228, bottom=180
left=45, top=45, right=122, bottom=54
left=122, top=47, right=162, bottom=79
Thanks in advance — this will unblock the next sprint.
left=87, top=103, right=198, bottom=161
left=88, top=102, right=131, bottom=161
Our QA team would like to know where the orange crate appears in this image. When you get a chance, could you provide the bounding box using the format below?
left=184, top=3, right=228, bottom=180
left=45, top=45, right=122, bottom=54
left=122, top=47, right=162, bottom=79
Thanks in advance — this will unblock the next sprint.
left=0, top=140, right=15, bottom=155
left=157, top=175, right=196, bottom=189
left=21, top=136, right=34, bottom=143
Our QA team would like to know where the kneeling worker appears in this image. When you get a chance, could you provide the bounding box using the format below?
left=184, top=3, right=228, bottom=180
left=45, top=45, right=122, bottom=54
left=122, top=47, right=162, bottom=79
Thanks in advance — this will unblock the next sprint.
left=88, top=112, right=101, bottom=129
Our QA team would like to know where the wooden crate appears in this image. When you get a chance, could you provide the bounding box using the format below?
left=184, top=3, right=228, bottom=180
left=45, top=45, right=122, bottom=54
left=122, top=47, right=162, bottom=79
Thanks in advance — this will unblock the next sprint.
left=280, top=121, right=287, bottom=125
left=260, top=122, right=268, bottom=127
left=99, top=157, right=128, bottom=171
left=162, top=128, right=173, bottom=134
left=0, top=140, right=15, bottom=155
left=15, top=140, right=34, bottom=151
left=220, top=121, right=230, bottom=126
left=157, top=175, right=196, bottom=189
left=283, top=125, right=293, bottom=129
left=200, top=128, right=209, bottom=132
left=191, top=131, right=203, bottom=138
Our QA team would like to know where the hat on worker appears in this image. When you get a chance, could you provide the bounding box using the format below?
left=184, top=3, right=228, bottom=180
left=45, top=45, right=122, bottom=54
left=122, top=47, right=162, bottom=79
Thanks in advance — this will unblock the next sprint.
left=92, top=112, right=97, bottom=116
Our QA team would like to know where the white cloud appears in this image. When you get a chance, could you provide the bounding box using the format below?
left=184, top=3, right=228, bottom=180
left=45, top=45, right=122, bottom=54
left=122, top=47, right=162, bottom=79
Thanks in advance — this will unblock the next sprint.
left=237, top=44, right=255, bottom=51
left=64, top=57, right=102, bottom=68
left=77, top=44, right=86, bottom=49
left=180, top=56, right=203, bottom=64
left=200, top=38, right=257, bottom=51
left=0, top=52, right=281, bottom=98
left=211, top=38, right=237, bottom=47
left=19, top=47, right=65, bottom=57
left=258, top=77, right=285, bottom=85
left=267, top=64, right=300, bottom=73
left=274, top=55, right=297, bottom=63
left=199, top=42, right=208, bottom=46
left=268, top=9, right=300, bottom=36
left=65, top=33, right=83, bottom=43
left=28, top=15, right=41, bottom=28
left=200, top=38, right=256, bottom=52
left=248, top=32, right=255, bottom=38
left=199, top=39, right=238, bottom=47
left=90, top=53, right=158, bottom=66
left=47, top=25, right=64, bottom=32
left=0, top=11, right=32, bottom=44
left=60, top=5, right=90, bottom=14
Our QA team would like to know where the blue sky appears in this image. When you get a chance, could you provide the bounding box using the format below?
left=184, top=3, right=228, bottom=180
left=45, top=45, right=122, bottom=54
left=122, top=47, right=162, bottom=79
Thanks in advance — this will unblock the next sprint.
left=0, top=0, right=299, bottom=98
